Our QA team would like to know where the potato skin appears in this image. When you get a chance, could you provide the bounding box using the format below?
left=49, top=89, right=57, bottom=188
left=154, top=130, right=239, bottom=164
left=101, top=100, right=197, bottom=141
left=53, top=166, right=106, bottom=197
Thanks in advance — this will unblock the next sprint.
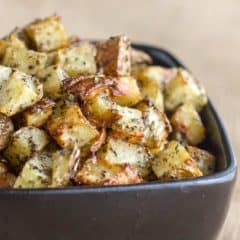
left=171, top=103, right=206, bottom=146
left=0, top=113, right=14, bottom=150
left=152, top=141, right=202, bottom=180
left=0, top=161, right=16, bottom=188
left=96, top=35, right=131, bottom=76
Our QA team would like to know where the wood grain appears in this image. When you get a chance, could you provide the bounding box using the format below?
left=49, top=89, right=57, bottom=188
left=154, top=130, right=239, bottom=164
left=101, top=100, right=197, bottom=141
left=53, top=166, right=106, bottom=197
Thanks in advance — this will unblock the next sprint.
left=0, top=0, right=239, bottom=239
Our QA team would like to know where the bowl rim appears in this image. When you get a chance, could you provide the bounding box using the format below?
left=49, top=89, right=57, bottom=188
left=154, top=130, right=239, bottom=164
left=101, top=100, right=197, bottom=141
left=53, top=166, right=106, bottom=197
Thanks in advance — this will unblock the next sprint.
left=0, top=43, right=237, bottom=194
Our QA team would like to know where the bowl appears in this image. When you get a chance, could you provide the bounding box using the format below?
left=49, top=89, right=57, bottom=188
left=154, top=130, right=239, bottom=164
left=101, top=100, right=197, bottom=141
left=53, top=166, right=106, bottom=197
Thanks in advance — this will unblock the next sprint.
left=0, top=44, right=237, bottom=240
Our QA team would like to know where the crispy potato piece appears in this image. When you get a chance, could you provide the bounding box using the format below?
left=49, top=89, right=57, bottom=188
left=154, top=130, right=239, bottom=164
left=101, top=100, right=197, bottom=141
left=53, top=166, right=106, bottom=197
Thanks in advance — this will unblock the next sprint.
left=75, top=158, right=142, bottom=185
left=25, top=15, right=68, bottom=52
left=0, top=68, right=43, bottom=116
left=137, top=101, right=171, bottom=149
left=4, top=127, right=49, bottom=170
left=47, top=103, right=99, bottom=148
left=0, top=113, right=14, bottom=150
left=0, top=161, right=16, bottom=188
left=14, top=152, right=52, bottom=188
left=111, top=106, right=145, bottom=144
left=171, top=103, right=206, bottom=145
left=38, top=65, right=68, bottom=98
left=152, top=141, right=202, bottom=180
left=51, top=146, right=80, bottom=187
left=56, top=42, right=97, bottom=77
left=187, top=146, right=216, bottom=176
left=96, top=35, right=131, bottom=76
left=111, top=76, right=142, bottom=106
left=22, top=98, right=55, bottom=127
left=164, top=68, right=207, bottom=112
left=2, top=46, right=47, bottom=75
left=130, top=48, right=152, bottom=66
left=98, top=137, right=152, bottom=178
left=83, top=90, right=120, bottom=127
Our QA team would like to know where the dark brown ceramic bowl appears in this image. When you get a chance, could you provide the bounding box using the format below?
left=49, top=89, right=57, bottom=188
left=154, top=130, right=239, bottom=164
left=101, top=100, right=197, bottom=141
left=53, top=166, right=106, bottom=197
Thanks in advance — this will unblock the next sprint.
left=0, top=44, right=237, bottom=240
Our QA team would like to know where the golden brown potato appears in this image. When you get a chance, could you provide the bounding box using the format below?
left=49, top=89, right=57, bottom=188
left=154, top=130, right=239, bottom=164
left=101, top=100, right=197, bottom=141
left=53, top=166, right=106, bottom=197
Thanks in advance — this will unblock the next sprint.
left=2, top=46, right=48, bottom=75
left=130, top=48, right=153, bottom=66
left=14, top=152, right=52, bottom=188
left=22, top=98, right=55, bottom=127
left=164, top=68, right=207, bottom=112
left=25, top=15, right=68, bottom=52
left=0, top=113, right=14, bottom=150
left=96, top=35, right=131, bottom=76
left=0, top=161, right=16, bottom=188
left=0, top=67, right=43, bottom=116
left=137, top=101, right=171, bottom=150
left=152, top=141, right=202, bottom=180
left=171, top=103, right=206, bottom=145
left=97, top=137, right=152, bottom=178
left=4, top=127, right=49, bottom=170
left=51, top=146, right=80, bottom=187
left=75, top=158, right=142, bottom=185
left=56, top=42, right=97, bottom=77
left=47, top=103, right=99, bottom=148
left=111, top=106, right=145, bottom=144
left=187, top=146, right=216, bottom=176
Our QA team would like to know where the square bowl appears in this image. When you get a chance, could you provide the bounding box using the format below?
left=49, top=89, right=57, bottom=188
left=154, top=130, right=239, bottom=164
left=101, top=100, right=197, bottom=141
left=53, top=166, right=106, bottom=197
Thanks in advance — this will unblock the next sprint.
left=0, top=44, right=237, bottom=240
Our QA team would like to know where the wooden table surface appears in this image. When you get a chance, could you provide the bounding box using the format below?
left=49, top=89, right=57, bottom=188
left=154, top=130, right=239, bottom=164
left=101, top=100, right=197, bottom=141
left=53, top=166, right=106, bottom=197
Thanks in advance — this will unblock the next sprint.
left=0, top=0, right=239, bottom=239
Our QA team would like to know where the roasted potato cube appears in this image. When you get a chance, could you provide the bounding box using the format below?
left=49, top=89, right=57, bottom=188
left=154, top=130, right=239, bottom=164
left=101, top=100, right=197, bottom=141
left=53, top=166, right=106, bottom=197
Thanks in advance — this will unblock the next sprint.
left=164, top=68, right=207, bottom=112
left=14, top=152, right=52, bottom=188
left=187, top=146, right=216, bottom=176
left=51, top=146, right=80, bottom=187
left=22, top=98, right=55, bottom=127
left=0, top=68, right=43, bottom=116
left=75, top=158, right=142, bottom=185
left=152, top=141, right=202, bottom=180
left=111, top=76, right=142, bottom=106
left=171, top=103, right=206, bottom=145
left=25, top=15, right=68, bottom=52
left=4, top=127, right=49, bottom=170
left=137, top=101, right=171, bottom=149
left=130, top=48, right=152, bottom=66
left=0, top=161, right=16, bottom=188
left=96, top=35, right=131, bottom=76
left=47, top=103, right=99, bottom=148
left=0, top=113, right=14, bottom=150
left=2, top=46, right=47, bottom=75
left=98, top=137, right=152, bottom=178
left=111, top=106, right=145, bottom=144
left=56, top=42, right=97, bottom=77
left=83, top=90, right=120, bottom=127
left=38, top=65, right=68, bottom=98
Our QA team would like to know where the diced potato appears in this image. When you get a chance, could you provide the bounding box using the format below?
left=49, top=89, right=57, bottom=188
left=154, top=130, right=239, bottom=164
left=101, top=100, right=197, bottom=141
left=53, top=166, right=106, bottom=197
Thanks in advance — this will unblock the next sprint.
left=51, top=146, right=80, bottom=187
left=25, top=15, right=68, bottom=52
left=4, top=127, right=49, bottom=170
left=111, top=76, right=142, bottom=106
left=152, top=141, right=202, bottom=180
left=2, top=46, right=47, bottom=75
left=187, top=146, right=216, bottom=176
left=111, top=106, right=145, bottom=144
left=75, top=157, right=142, bottom=185
left=171, top=103, right=206, bottom=145
left=56, top=42, right=97, bottom=77
left=0, top=161, right=7, bottom=175
left=137, top=101, right=171, bottom=149
left=169, top=130, right=188, bottom=146
left=47, top=103, right=99, bottom=148
left=0, top=113, right=14, bottom=150
left=0, top=161, right=16, bottom=188
left=14, top=152, right=52, bottom=188
left=22, top=98, right=55, bottom=127
left=98, top=137, right=152, bottom=178
left=83, top=90, right=120, bottom=127
left=96, top=35, right=131, bottom=76
left=38, top=65, right=68, bottom=98
left=0, top=65, right=13, bottom=80
left=130, top=48, right=152, bottom=66
left=164, top=68, right=207, bottom=112
left=0, top=68, right=43, bottom=116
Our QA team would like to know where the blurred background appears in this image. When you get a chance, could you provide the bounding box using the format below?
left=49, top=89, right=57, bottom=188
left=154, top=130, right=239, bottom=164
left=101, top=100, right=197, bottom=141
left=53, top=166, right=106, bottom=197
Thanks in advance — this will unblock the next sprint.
left=0, top=0, right=239, bottom=239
